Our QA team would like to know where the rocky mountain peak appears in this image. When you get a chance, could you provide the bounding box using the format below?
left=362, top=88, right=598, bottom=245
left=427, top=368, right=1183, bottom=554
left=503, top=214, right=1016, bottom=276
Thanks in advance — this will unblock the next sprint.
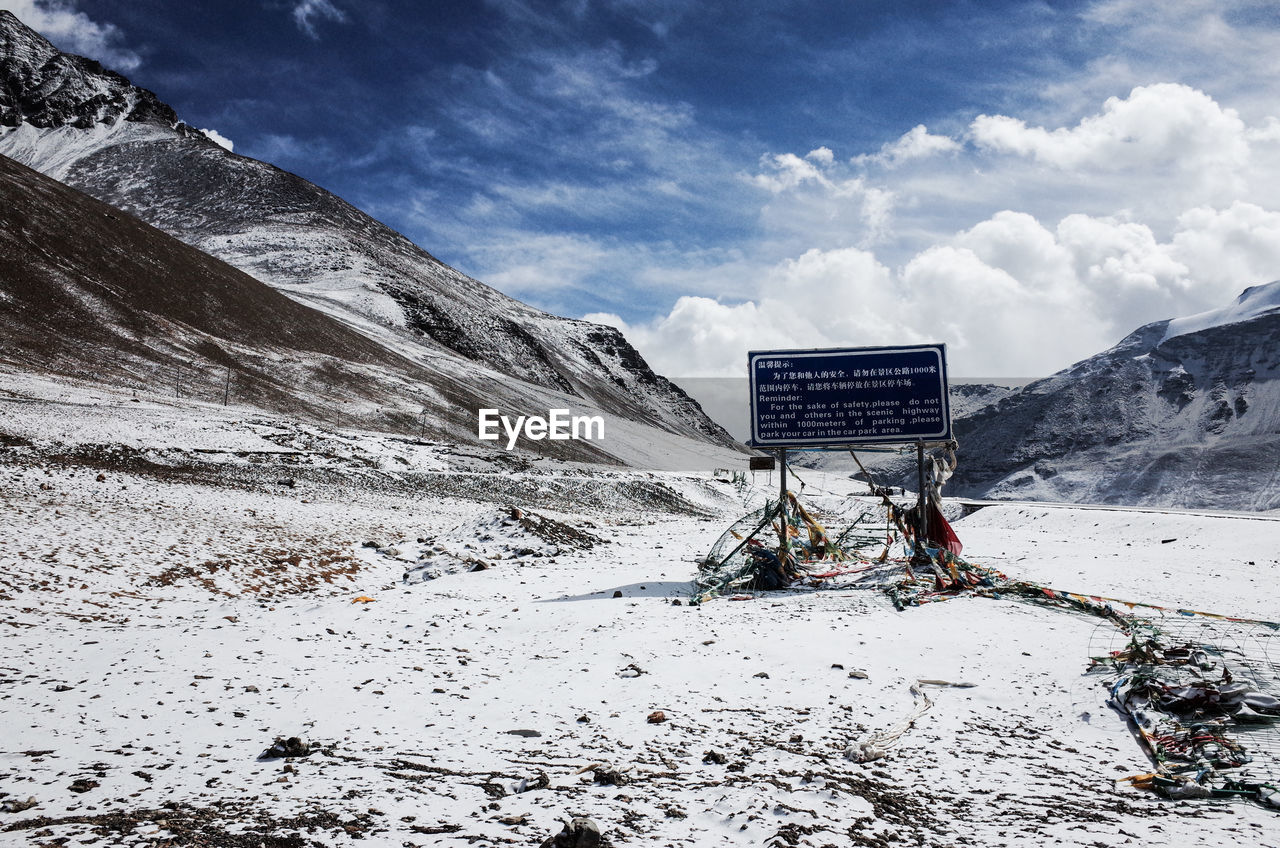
left=0, top=10, right=57, bottom=71
left=0, top=9, right=175, bottom=129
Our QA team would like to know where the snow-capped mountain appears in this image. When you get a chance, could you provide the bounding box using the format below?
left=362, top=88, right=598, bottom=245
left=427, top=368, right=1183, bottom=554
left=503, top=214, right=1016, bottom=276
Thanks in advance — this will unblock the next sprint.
left=0, top=10, right=735, bottom=452
left=0, top=151, right=745, bottom=470
left=950, top=282, right=1280, bottom=510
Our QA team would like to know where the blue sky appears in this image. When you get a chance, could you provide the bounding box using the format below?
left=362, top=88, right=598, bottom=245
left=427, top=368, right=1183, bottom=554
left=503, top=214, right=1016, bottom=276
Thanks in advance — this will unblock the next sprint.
left=8, top=0, right=1280, bottom=378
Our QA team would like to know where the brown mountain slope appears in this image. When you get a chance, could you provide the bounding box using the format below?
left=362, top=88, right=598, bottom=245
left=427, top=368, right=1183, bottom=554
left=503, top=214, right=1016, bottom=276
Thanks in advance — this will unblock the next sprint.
left=0, top=152, right=629, bottom=463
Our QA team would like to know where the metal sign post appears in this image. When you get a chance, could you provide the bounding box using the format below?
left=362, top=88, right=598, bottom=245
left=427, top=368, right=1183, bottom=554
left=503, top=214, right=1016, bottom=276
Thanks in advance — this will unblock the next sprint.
left=777, top=447, right=789, bottom=561
left=911, top=441, right=931, bottom=564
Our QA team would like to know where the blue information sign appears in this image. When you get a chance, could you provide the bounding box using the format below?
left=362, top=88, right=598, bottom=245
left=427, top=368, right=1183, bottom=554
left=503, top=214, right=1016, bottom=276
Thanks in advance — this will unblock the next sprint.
left=749, top=344, right=951, bottom=446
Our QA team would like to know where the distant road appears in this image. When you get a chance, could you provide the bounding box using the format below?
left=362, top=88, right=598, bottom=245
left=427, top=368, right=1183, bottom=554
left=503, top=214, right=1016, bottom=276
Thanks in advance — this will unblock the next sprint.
left=957, top=498, right=1280, bottom=522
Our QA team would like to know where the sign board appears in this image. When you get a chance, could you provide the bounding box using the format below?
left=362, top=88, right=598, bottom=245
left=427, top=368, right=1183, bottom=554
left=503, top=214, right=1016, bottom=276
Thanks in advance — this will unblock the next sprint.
left=749, top=344, right=951, bottom=447
left=748, top=455, right=776, bottom=471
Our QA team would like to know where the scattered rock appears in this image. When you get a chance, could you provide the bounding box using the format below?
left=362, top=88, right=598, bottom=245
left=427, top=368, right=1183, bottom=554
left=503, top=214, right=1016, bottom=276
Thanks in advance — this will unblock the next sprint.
left=68, top=778, right=99, bottom=794
left=539, top=816, right=601, bottom=848
left=577, top=715, right=591, bottom=723
left=848, top=669, right=869, bottom=680
left=0, top=796, right=38, bottom=813
left=612, top=590, right=623, bottom=598
left=646, top=710, right=667, bottom=724
left=504, top=729, right=542, bottom=738
left=702, top=749, right=727, bottom=764
left=258, top=736, right=311, bottom=760
left=592, top=768, right=628, bottom=786
left=753, top=672, right=770, bottom=679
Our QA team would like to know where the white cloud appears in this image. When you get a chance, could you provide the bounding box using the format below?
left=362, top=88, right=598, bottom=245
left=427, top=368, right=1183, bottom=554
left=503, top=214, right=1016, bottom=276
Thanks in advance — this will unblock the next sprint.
left=972, top=83, right=1246, bottom=169
left=291, top=0, right=347, bottom=39
left=805, top=146, right=834, bottom=166
left=747, top=151, right=897, bottom=250
left=749, top=152, right=832, bottom=194
left=1, top=0, right=140, bottom=70
left=855, top=124, right=961, bottom=168
left=971, top=84, right=1252, bottom=206
left=200, top=128, right=234, bottom=152
left=954, top=211, right=1077, bottom=300
left=620, top=200, right=1280, bottom=380
left=1169, top=202, right=1280, bottom=295
left=615, top=296, right=812, bottom=378
left=1055, top=213, right=1191, bottom=323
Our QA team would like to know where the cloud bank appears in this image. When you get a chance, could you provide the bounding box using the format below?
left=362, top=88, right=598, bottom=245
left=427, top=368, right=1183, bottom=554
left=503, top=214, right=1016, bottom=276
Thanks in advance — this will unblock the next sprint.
left=603, top=83, right=1280, bottom=379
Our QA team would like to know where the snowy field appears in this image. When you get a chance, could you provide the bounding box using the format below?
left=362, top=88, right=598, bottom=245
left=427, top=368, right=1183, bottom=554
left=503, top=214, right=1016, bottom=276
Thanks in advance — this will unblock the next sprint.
left=2, top=382, right=1279, bottom=847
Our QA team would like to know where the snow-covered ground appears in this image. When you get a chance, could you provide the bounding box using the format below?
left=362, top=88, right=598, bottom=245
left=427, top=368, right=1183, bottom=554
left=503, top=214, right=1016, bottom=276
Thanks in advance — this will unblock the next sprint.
left=2, top=385, right=1279, bottom=847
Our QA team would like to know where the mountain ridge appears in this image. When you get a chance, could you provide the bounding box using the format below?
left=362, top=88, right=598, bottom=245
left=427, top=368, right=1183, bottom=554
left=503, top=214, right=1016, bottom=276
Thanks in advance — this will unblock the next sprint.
left=0, top=150, right=753, bottom=471
left=948, top=281, right=1280, bottom=510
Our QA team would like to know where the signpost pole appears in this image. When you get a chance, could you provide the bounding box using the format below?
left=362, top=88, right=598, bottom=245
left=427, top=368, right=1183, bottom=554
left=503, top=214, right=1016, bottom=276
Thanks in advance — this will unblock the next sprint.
left=912, top=441, right=930, bottom=565
left=777, top=448, right=789, bottom=562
